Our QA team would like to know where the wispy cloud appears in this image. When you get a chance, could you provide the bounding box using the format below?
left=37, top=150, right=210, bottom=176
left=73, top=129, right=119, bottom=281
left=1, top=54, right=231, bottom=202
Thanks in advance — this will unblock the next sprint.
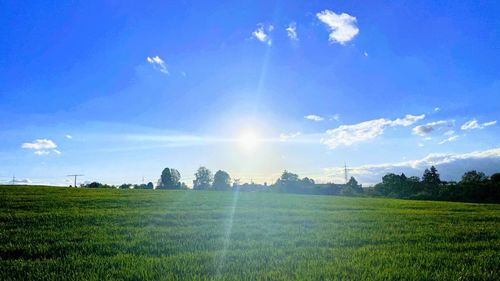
left=21, top=139, right=59, bottom=156
left=305, top=114, right=324, bottom=121
left=323, top=147, right=500, bottom=185
left=322, top=114, right=425, bottom=149
left=412, top=120, right=454, bottom=137
left=66, top=134, right=72, bottom=139
left=146, top=56, right=168, bottom=74
left=279, top=132, right=301, bottom=142
left=316, top=10, right=359, bottom=44
left=438, top=135, right=458, bottom=145
left=286, top=22, right=298, bottom=40
left=443, top=130, right=455, bottom=136
left=461, top=119, right=497, bottom=130
left=252, top=24, right=273, bottom=45
left=483, top=120, right=497, bottom=127
left=3, top=177, right=32, bottom=184
left=330, top=114, right=340, bottom=121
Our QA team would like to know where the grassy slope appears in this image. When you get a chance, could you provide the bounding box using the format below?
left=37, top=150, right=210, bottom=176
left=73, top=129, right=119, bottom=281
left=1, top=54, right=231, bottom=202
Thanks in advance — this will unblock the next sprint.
left=0, top=185, right=499, bottom=280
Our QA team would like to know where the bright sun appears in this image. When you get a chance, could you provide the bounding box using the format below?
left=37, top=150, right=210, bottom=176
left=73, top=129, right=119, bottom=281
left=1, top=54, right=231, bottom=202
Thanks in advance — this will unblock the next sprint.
left=238, top=130, right=259, bottom=150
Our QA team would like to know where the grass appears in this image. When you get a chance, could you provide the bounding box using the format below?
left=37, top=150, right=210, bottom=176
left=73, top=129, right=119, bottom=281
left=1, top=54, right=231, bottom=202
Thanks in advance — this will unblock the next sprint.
left=0, top=185, right=499, bottom=280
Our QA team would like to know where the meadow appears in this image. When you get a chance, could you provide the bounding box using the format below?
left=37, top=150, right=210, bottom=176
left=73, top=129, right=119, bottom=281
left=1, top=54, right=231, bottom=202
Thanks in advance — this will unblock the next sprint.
left=0, top=185, right=499, bottom=280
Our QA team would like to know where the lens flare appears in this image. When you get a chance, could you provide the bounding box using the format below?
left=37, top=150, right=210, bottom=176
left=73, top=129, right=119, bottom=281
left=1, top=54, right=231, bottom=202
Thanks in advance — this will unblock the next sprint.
left=238, top=130, right=259, bottom=150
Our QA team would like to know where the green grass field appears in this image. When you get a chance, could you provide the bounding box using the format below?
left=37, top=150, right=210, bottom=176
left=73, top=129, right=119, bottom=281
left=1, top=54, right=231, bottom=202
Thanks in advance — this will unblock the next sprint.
left=1, top=185, right=499, bottom=280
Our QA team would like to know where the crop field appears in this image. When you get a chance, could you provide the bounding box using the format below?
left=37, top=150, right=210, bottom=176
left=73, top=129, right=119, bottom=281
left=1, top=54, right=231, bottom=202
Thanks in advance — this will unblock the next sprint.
left=0, top=185, right=499, bottom=280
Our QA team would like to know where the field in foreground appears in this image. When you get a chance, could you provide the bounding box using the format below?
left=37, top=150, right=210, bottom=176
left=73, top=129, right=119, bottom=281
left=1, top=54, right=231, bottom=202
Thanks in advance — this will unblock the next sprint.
left=0, top=186, right=499, bottom=280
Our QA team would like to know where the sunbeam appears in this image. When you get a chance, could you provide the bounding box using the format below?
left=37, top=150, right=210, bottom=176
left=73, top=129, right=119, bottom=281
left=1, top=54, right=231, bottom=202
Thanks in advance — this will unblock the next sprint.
left=215, top=189, right=240, bottom=277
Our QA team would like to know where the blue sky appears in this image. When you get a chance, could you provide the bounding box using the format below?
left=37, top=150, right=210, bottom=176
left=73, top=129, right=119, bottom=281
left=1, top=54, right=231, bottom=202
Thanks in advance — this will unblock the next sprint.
left=1, top=0, right=499, bottom=186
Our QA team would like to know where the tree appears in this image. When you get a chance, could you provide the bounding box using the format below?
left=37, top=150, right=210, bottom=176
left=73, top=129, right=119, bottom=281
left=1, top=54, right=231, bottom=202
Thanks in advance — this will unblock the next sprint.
left=346, top=176, right=363, bottom=193
left=158, top=168, right=181, bottom=189
left=422, top=166, right=441, bottom=185
left=86, top=182, right=103, bottom=188
left=135, top=182, right=154, bottom=189
left=146, top=182, right=154, bottom=189
left=460, top=170, right=488, bottom=184
left=491, top=173, right=500, bottom=185
left=274, top=171, right=316, bottom=194
left=119, top=183, right=132, bottom=189
left=213, top=170, right=231, bottom=191
left=301, top=177, right=315, bottom=186
left=276, top=170, right=299, bottom=186
left=193, top=166, right=213, bottom=190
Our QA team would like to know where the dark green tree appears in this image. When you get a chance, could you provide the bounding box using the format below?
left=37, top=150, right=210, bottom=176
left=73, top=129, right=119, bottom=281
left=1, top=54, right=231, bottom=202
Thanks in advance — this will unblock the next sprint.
left=87, top=182, right=103, bottom=188
left=146, top=182, right=154, bottom=189
left=491, top=173, right=500, bottom=185
left=193, top=166, right=213, bottom=190
left=460, top=170, right=488, bottom=184
left=422, top=166, right=441, bottom=185
left=119, top=183, right=132, bottom=189
left=213, top=170, right=231, bottom=191
left=346, top=176, right=363, bottom=193
left=422, top=166, right=441, bottom=196
left=158, top=168, right=181, bottom=189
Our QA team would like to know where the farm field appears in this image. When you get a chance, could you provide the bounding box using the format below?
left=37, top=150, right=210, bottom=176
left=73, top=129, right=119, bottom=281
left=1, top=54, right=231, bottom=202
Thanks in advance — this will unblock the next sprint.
left=0, top=185, right=499, bottom=280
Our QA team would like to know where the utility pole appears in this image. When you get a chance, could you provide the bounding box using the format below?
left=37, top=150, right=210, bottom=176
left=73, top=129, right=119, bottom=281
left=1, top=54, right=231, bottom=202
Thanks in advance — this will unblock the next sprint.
left=344, top=162, right=349, bottom=184
left=11, top=175, right=16, bottom=185
left=67, top=174, right=84, bottom=187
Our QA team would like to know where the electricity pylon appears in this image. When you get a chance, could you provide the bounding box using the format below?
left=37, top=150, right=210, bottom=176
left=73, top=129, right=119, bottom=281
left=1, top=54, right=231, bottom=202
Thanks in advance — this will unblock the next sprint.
left=344, top=162, right=349, bottom=184
left=67, top=174, right=84, bottom=187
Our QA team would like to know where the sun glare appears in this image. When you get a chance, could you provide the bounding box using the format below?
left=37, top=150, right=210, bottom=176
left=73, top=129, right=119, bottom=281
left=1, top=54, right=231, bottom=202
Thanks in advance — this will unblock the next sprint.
left=238, top=130, right=259, bottom=150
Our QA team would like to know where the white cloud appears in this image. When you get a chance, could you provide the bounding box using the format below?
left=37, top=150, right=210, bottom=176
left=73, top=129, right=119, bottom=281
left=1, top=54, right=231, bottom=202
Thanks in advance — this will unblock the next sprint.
left=391, top=114, right=426, bottom=126
left=443, top=130, right=455, bottom=136
left=305, top=114, right=324, bottom=121
left=323, top=147, right=500, bottom=185
left=461, top=119, right=479, bottom=130
left=412, top=120, right=454, bottom=136
left=286, top=22, right=298, bottom=40
left=22, top=139, right=57, bottom=150
left=438, top=135, right=458, bottom=145
left=363, top=51, right=368, bottom=57
left=146, top=56, right=168, bottom=74
left=434, top=107, right=440, bottom=112
left=483, top=120, right=497, bottom=127
left=322, top=114, right=425, bottom=149
left=280, top=132, right=301, bottom=142
left=316, top=10, right=359, bottom=44
left=461, top=119, right=497, bottom=130
left=66, top=135, right=72, bottom=139
left=330, top=114, right=340, bottom=121
left=252, top=24, right=273, bottom=45
left=22, top=139, right=60, bottom=156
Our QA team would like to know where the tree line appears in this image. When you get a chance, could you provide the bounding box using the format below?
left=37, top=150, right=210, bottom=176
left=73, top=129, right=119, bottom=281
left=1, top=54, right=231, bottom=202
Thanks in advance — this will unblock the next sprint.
left=81, top=166, right=499, bottom=203
left=366, top=166, right=500, bottom=203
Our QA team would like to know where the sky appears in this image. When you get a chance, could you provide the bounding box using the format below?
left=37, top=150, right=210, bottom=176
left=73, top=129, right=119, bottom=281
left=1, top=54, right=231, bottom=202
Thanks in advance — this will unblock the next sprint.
left=1, top=0, right=499, bottom=186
